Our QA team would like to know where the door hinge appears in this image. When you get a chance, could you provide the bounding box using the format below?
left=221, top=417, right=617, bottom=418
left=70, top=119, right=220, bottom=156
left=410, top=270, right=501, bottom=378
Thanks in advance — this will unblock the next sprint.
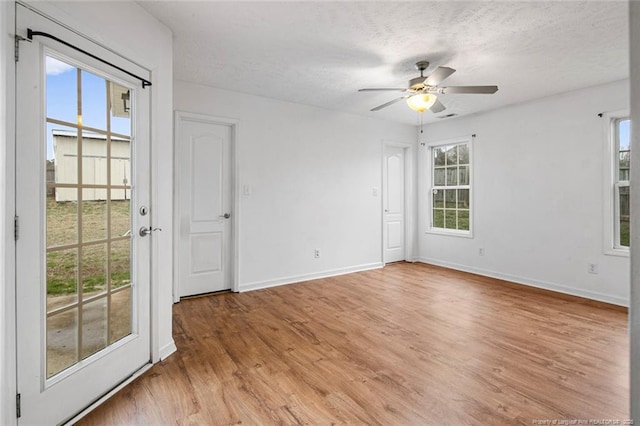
left=14, top=215, right=18, bottom=241
left=16, top=393, right=21, bottom=418
left=14, top=35, right=19, bottom=62
left=14, top=34, right=30, bottom=63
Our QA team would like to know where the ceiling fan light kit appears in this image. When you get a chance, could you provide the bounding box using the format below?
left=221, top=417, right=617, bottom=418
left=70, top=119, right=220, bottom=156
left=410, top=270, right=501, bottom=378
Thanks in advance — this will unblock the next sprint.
left=359, top=60, right=499, bottom=114
left=406, top=93, right=437, bottom=112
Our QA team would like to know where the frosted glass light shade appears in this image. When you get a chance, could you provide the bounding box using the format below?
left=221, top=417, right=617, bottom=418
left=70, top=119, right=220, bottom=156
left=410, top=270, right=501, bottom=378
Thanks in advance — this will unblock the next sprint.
left=406, top=94, right=437, bottom=112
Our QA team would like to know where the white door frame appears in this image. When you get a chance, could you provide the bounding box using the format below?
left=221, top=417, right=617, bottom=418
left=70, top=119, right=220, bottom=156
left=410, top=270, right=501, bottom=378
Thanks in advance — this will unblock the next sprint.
left=173, top=111, right=240, bottom=302
left=1, top=2, right=17, bottom=424
left=381, top=141, right=416, bottom=264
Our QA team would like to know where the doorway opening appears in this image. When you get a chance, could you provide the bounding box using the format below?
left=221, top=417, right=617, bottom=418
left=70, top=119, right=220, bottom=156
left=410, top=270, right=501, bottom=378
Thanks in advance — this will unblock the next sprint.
left=174, top=112, right=239, bottom=300
left=15, top=5, right=152, bottom=423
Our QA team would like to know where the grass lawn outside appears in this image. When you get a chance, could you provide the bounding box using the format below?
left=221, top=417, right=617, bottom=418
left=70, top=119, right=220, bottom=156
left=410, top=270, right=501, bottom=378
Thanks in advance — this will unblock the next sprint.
left=47, top=197, right=131, bottom=299
left=621, top=218, right=630, bottom=248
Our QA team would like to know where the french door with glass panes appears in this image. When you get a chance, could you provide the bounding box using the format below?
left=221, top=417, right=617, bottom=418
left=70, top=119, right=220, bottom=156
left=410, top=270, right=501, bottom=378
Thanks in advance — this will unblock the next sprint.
left=15, top=6, right=151, bottom=424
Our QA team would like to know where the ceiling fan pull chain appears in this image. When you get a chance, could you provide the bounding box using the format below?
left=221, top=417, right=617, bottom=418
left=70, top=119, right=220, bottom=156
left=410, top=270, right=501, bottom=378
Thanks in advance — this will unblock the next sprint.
left=419, top=112, right=425, bottom=146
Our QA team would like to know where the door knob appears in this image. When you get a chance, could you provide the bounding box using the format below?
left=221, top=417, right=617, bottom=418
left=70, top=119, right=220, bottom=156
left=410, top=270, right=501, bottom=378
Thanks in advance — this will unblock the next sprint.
left=139, top=226, right=162, bottom=237
left=219, top=213, right=231, bottom=219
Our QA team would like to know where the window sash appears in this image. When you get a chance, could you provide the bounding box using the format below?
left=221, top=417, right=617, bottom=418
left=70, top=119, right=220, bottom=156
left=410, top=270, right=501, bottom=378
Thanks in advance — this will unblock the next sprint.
left=612, top=117, right=630, bottom=251
left=429, top=140, right=471, bottom=234
left=614, top=181, right=630, bottom=249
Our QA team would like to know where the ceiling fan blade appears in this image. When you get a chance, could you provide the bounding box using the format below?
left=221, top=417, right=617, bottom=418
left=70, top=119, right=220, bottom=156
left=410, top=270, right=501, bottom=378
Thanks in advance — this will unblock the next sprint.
left=358, top=88, right=407, bottom=92
left=371, top=96, right=408, bottom=111
left=423, top=66, right=456, bottom=86
left=430, top=98, right=446, bottom=113
left=442, top=85, right=499, bottom=94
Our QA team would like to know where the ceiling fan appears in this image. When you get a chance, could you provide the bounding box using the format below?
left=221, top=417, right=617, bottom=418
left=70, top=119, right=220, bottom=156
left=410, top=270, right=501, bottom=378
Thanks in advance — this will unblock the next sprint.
left=358, top=61, right=498, bottom=113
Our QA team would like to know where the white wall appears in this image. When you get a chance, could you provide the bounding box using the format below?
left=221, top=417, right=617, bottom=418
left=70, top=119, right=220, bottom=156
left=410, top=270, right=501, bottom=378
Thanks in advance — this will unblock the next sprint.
left=2, top=2, right=174, bottom=424
left=175, top=81, right=416, bottom=291
left=418, top=80, right=630, bottom=306
left=629, top=1, right=639, bottom=419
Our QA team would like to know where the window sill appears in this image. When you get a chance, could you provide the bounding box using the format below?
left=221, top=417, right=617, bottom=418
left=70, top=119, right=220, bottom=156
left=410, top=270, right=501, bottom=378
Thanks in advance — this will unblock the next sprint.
left=604, top=248, right=630, bottom=258
left=425, top=228, right=473, bottom=239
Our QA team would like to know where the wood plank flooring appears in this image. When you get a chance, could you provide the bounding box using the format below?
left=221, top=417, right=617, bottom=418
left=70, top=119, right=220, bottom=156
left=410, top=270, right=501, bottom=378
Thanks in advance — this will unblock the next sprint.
left=79, top=262, right=629, bottom=425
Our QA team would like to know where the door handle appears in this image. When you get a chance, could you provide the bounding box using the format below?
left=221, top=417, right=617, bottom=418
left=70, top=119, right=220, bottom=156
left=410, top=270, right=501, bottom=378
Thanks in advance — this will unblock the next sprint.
left=139, top=226, right=162, bottom=237
left=219, top=213, right=231, bottom=219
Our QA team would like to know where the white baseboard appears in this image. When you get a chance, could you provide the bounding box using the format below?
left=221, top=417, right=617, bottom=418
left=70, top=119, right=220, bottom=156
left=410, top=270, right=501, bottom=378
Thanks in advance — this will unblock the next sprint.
left=417, top=257, right=628, bottom=307
left=239, top=262, right=384, bottom=292
left=159, top=340, right=177, bottom=360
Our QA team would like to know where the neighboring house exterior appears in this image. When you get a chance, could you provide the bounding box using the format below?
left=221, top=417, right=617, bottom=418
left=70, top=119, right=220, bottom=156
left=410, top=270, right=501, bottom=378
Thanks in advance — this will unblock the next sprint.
left=52, top=130, right=130, bottom=202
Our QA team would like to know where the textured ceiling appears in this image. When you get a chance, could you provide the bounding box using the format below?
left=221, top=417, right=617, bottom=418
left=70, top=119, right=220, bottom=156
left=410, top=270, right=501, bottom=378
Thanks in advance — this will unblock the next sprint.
left=138, top=1, right=629, bottom=125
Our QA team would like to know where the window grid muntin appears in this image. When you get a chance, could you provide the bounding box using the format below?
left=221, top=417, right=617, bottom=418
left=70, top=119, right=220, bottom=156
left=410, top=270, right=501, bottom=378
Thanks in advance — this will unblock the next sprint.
left=45, top=56, right=133, bottom=378
left=431, top=141, right=471, bottom=233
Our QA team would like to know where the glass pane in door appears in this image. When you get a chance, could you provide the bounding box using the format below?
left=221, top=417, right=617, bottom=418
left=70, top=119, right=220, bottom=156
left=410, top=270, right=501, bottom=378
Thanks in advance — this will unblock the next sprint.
left=45, top=55, right=134, bottom=378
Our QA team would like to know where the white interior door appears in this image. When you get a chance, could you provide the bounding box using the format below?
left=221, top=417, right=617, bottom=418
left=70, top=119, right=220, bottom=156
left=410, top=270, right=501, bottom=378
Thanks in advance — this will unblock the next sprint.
left=177, top=114, right=233, bottom=297
left=384, top=146, right=406, bottom=263
left=15, top=6, right=151, bottom=424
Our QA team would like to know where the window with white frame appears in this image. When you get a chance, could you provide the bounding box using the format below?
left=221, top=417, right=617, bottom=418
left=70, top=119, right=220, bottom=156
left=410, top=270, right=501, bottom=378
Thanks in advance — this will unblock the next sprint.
left=613, top=117, right=630, bottom=249
left=428, top=138, right=471, bottom=235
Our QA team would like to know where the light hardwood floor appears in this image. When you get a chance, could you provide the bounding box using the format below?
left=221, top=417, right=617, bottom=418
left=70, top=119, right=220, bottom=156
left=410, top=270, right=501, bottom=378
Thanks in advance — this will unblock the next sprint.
left=79, top=262, right=629, bottom=425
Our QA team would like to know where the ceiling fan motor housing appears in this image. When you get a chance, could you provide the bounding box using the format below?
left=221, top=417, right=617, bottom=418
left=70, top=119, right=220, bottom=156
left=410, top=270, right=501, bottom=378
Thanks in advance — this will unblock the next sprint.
left=409, top=76, right=426, bottom=90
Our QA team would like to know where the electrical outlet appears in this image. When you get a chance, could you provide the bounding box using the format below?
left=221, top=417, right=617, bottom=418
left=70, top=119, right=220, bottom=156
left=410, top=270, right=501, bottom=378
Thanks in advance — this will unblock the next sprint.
left=314, top=248, right=321, bottom=258
left=588, top=263, right=598, bottom=274
left=478, top=248, right=485, bottom=256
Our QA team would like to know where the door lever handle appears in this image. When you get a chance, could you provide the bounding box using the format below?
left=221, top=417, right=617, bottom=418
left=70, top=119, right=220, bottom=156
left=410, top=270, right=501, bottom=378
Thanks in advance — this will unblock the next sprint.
left=219, top=213, right=231, bottom=219
left=139, top=226, right=162, bottom=237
